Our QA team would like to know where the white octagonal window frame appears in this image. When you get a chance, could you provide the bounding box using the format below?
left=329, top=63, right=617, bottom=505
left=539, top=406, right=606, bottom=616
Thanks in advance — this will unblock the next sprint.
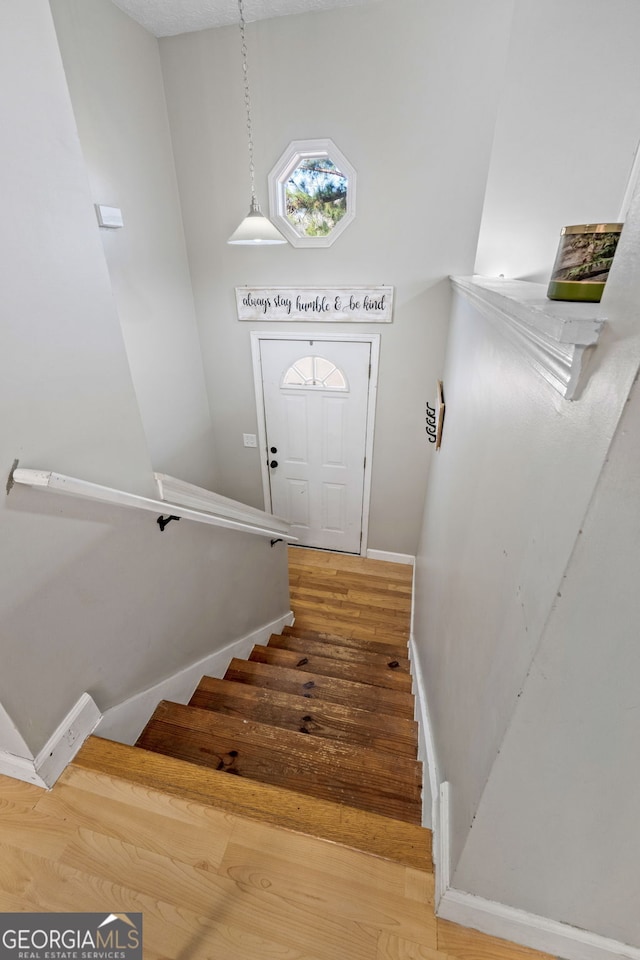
left=268, top=138, right=356, bottom=248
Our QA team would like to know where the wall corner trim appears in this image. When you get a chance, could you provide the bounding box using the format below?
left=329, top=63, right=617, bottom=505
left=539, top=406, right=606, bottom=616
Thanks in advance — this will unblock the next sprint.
left=0, top=693, right=101, bottom=789
left=408, top=633, right=438, bottom=835
left=366, top=549, right=415, bottom=565
left=436, top=780, right=451, bottom=909
left=451, top=276, right=606, bottom=400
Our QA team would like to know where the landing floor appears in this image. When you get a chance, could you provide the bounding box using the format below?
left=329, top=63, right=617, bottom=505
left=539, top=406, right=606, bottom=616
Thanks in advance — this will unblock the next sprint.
left=0, top=770, right=551, bottom=960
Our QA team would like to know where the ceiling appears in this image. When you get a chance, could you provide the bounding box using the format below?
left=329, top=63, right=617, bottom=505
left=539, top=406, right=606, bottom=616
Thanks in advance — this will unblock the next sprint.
left=109, top=0, right=381, bottom=37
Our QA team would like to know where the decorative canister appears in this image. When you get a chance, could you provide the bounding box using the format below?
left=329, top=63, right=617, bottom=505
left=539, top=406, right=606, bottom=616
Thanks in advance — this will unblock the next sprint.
left=547, top=223, right=623, bottom=302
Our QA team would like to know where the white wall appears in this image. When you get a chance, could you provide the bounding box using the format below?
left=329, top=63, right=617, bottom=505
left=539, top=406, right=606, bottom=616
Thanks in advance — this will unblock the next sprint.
left=413, top=1, right=640, bottom=941
left=159, top=0, right=514, bottom=553
left=413, top=281, right=638, bottom=873
left=50, top=0, right=217, bottom=487
left=0, top=0, right=289, bottom=755
left=475, top=0, right=640, bottom=283
left=452, top=191, right=640, bottom=946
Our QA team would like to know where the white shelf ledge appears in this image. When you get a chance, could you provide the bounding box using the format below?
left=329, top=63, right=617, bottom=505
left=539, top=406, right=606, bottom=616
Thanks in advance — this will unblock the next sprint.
left=450, top=276, right=607, bottom=400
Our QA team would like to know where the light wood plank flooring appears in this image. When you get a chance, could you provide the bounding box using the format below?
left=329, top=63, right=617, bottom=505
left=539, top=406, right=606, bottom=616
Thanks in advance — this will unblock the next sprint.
left=0, top=770, right=553, bottom=960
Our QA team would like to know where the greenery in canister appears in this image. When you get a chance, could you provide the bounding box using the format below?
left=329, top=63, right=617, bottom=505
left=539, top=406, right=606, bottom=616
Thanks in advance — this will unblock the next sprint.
left=553, top=231, right=618, bottom=283
left=547, top=224, right=623, bottom=302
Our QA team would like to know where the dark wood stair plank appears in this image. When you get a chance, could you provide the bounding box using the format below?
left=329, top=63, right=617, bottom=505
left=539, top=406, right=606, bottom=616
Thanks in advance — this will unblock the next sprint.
left=139, top=701, right=421, bottom=789
left=224, top=658, right=414, bottom=717
left=190, top=676, right=418, bottom=757
left=136, top=704, right=422, bottom=824
left=283, top=625, right=408, bottom=658
left=267, top=633, right=411, bottom=674
left=139, top=722, right=421, bottom=824
left=72, top=737, right=432, bottom=871
left=249, top=644, right=412, bottom=692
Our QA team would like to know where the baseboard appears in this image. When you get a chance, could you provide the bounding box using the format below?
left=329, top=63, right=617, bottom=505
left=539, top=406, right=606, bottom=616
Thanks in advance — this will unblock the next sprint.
left=408, top=634, right=437, bottom=833
left=96, top=610, right=295, bottom=745
left=436, top=782, right=640, bottom=960
left=0, top=702, right=34, bottom=758
left=0, top=693, right=101, bottom=789
left=436, top=781, right=451, bottom=908
left=366, top=549, right=415, bottom=565
left=0, top=752, right=47, bottom=788
left=438, top=888, right=640, bottom=960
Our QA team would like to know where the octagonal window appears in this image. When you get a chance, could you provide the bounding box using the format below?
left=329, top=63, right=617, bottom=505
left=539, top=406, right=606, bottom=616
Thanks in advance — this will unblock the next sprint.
left=269, top=139, right=356, bottom=248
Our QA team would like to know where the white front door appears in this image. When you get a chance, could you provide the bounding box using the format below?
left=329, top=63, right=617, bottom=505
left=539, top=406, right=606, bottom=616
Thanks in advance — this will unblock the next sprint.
left=258, top=338, right=372, bottom=553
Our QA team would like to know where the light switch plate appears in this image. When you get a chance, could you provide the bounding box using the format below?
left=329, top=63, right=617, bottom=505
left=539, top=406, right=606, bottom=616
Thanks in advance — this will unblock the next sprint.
left=95, top=204, right=124, bottom=229
left=243, top=433, right=257, bottom=447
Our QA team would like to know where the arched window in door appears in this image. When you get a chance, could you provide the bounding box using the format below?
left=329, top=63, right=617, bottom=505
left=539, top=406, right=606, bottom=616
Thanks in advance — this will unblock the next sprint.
left=282, top=355, right=348, bottom=390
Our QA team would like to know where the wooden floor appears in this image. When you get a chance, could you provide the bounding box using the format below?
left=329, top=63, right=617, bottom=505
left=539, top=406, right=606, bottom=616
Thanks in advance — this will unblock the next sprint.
left=0, top=770, right=552, bottom=960
left=0, top=548, right=554, bottom=960
left=288, top=546, right=414, bottom=643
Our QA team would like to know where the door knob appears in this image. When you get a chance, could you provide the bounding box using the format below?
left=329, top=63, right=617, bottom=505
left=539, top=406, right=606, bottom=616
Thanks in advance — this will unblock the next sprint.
left=270, top=460, right=278, bottom=468
left=270, top=446, right=278, bottom=453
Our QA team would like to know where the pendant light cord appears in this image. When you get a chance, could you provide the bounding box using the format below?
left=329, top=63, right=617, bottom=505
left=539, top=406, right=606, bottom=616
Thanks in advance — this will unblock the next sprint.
left=237, top=0, right=257, bottom=207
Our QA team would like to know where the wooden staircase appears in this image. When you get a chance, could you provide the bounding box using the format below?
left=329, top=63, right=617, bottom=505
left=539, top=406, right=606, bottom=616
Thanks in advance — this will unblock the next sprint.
left=75, top=548, right=430, bottom=869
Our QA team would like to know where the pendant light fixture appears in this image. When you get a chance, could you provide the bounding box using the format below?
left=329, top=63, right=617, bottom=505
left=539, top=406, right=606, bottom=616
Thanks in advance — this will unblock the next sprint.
left=228, top=0, right=287, bottom=245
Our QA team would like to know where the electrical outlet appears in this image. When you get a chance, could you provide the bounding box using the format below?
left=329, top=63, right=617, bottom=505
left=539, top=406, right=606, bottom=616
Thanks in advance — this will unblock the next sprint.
left=243, top=433, right=257, bottom=448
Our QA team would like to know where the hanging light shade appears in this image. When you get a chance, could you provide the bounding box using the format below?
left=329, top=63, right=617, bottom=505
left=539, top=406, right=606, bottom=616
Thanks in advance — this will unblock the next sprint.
left=228, top=0, right=287, bottom=245
left=228, top=197, right=287, bottom=245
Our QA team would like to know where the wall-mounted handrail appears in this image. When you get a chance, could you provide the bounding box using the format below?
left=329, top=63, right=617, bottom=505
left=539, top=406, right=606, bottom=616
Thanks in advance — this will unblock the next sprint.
left=10, top=468, right=297, bottom=541
left=154, top=473, right=290, bottom=534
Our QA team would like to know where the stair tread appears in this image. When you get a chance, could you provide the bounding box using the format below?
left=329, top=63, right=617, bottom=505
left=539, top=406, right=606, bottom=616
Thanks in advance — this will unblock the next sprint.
left=73, top=736, right=432, bottom=870
left=191, top=676, right=418, bottom=756
left=283, top=625, right=407, bottom=657
left=268, top=633, right=411, bottom=673
left=141, top=700, right=420, bottom=785
left=136, top=702, right=421, bottom=823
left=77, top=736, right=433, bottom=873
left=224, top=658, right=414, bottom=716
left=250, top=644, right=412, bottom=691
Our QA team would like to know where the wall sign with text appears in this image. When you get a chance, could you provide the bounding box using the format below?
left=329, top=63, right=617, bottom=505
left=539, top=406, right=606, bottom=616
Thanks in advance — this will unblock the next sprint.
left=236, top=286, right=394, bottom=323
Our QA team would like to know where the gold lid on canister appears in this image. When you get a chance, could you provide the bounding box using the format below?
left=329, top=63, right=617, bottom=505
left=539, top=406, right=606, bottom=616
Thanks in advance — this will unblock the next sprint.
left=560, top=223, right=623, bottom=235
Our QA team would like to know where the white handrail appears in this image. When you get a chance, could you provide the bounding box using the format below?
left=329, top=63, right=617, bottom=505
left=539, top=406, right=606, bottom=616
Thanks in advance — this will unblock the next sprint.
left=11, top=469, right=297, bottom=542
left=154, top=473, right=290, bottom=534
